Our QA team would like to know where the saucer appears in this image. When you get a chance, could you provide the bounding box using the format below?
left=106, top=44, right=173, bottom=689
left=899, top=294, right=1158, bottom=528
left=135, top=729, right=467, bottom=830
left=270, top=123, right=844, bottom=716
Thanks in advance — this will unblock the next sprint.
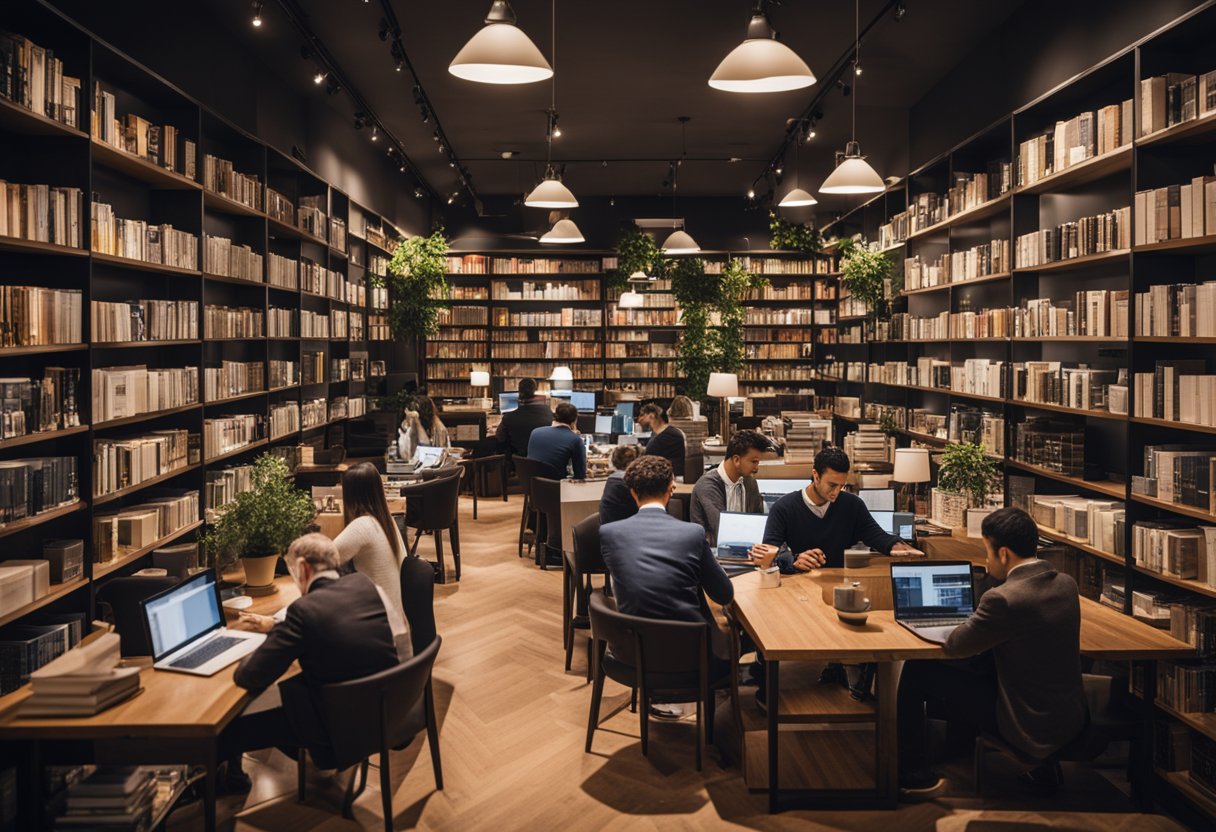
left=836, top=609, right=869, bottom=625
left=222, top=595, right=253, bottom=610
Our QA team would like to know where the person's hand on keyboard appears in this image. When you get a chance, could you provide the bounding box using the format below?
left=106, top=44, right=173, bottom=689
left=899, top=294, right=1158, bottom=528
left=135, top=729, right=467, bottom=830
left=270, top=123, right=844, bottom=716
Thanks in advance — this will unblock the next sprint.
left=233, top=612, right=275, bottom=634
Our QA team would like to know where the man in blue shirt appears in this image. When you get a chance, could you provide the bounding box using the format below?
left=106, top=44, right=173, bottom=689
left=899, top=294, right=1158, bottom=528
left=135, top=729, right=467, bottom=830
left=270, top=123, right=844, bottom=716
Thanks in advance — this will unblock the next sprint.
left=526, top=401, right=587, bottom=479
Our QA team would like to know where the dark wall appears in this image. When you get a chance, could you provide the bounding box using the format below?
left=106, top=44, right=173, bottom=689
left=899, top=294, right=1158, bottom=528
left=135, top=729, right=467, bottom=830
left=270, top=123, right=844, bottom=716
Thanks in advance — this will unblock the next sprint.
left=908, top=0, right=1205, bottom=168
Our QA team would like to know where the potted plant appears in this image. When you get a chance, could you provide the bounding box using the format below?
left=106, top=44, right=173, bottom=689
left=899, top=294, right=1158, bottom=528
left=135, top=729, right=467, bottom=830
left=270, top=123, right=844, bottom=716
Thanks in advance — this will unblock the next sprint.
left=768, top=211, right=823, bottom=253
left=374, top=227, right=451, bottom=338
left=611, top=227, right=670, bottom=293
left=838, top=236, right=893, bottom=316
left=202, top=453, right=317, bottom=594
left=932, top=442, right=1002, bottom=529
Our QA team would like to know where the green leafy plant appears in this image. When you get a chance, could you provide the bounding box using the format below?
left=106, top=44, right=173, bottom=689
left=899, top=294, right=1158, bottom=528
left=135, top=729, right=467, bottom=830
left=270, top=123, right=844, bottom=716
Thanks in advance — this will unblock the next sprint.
left=372, top=228, right=451, bottom=338
left=936, top=442, right=1002, bottom=508
left=716, top=258, right=768, bottom=376
left=838, top=237, right=893, bottom=313
left=769, top=211, right=823, bottom=253
left=610, top=228, right=670, bottom=293
left=670, top=258, right=716, bottom=398
left=202, top=453, right=316, bottom=571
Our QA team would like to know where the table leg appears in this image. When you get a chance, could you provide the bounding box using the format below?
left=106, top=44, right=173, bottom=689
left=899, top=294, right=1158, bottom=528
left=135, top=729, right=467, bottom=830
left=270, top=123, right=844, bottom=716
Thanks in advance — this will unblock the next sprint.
left=875, top=662, right=899, bottom=805
left=1131, top=659, right=1155, bottom=811
left=204, top=741, right=218, bottom=831
left=767, top=658, right=780, bottom=813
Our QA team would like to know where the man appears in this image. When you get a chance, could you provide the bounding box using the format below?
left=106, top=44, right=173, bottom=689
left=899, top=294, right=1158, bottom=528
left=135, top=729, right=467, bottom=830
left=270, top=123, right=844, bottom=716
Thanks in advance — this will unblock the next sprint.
left=761, top=446, right=919, bottom=572
left=897, top=506, right=1087, bottom=799
left=691, top=429, right=768, bottom=546
left=638, top=402, right=686, bottom=476
left=527, top=401, right=587, bottom=479
left=599, top=444, right=640, bottom=525
left=495, top=377, right=554, bottom=460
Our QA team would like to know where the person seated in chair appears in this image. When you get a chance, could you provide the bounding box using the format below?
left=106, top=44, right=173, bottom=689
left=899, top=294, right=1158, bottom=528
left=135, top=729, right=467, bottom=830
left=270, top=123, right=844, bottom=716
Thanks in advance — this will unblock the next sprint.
left=526, top=401, right=586, bottom=479
left=897, top=507, right=1087, bottom=800
left=495, top=377, right=554, bottom=461
left=599, top=444, right=640, bottom=525
left=638, top=403, right=686, bottom=475
left=690, top=429, right=768, bottom=546
left=396, top=394, right=450, bottom=462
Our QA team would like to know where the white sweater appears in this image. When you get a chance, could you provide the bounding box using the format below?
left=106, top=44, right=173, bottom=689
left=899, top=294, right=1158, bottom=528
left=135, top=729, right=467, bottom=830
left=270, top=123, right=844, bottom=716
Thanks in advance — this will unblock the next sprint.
left=334, top=515, right=407, bottom=620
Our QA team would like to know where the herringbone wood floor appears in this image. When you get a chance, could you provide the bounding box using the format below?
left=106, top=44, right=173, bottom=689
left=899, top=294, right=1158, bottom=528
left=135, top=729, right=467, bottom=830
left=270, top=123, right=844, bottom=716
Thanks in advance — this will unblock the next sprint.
left=168, top=494, right=1145, bottom=831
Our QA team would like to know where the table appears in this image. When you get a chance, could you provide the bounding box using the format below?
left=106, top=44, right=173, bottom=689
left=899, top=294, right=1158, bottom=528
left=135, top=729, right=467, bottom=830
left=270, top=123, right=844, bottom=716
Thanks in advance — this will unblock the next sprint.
left=729, top=562, right=1195, bottom=812
left=0, top=577, right=298, bottom=830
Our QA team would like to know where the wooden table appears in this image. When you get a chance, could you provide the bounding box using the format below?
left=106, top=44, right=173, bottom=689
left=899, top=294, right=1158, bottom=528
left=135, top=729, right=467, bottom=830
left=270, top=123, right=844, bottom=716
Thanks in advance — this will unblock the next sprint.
left=0, top=576, right=299, bottom=830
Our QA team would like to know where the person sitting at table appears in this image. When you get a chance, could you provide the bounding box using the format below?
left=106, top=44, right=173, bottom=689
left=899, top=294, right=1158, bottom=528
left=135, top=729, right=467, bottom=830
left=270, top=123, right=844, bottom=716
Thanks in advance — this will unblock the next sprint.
left=495, top=377, right=554, bottom=461
left=690, top=429, right=768, bottom=546
left=334, top=461, right=408, bottom=619
left=759, top=446, right=919, bottom=572
left=666, top=395, right=695, bottom=419
left=224, top=533, right=410, bottom=789
left=397, top=394, right=450, bottom=461
left=897, top=506, right=1087, bottom=799
left=638, top=402, right=686, bottom=475
left=526, top=401, right=587, bottom=479
left=599, top=444, right=640, bottom=524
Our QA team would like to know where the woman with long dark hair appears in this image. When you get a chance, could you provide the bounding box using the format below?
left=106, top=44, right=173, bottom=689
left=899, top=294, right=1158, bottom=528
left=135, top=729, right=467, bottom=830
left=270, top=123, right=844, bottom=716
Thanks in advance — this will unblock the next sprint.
left=396, top=394, right=450, bottom=461
left=334, top=461, right=408, bottom=619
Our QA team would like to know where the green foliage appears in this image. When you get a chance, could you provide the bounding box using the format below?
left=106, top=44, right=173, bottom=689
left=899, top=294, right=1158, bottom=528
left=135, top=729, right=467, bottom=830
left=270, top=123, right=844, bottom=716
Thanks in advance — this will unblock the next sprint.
left=936, top=442, right=1002, bottom=508
left=670, top=258, right=766, bottom=398
left=610, top=228, right=670, bottom=293
left=676, top=305, right=717, bottom=401
left=769, top=211, right=823, bottom=253
left=716, top=258, right=768, bottom=376
left=838, top=237, right=893, bottom=312
left=202, top=453, right=316, bottom=570
left=372, top=228, right=451, bottom=338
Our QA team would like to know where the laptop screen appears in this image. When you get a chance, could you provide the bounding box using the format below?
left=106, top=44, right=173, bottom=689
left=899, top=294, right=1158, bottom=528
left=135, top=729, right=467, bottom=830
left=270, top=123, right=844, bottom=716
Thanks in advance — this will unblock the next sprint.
left=715, top=511, right=769, bottom=560
left=143, top=571, right=222, bottom=661
left=859, top=488, right=895, bottom=511
left=615, top=402, right=636, bottom=418
left=415, top=445, right=444, bottom=468
left=499, top=392, right=519, bottom=413
left=568, top=391, right=596, bottom=412
left=757, top=479, right=810, bottom=510
left=891, top=562, right=976, bottom=620
left=870, top=510, right=915, bottom=540
left=595, top=414, right=614, bottom=434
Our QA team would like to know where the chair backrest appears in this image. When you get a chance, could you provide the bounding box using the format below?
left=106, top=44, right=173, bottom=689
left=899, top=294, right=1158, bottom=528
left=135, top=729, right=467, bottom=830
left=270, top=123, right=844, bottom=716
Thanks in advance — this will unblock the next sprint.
left=588, top=591, right=705, bottom=678
left=400, top=555, right=437, bottom=655
left=400, top=472, right=462, bottom=531
left=572, top=513, right=605, bottom=577
left=95, top=576, right=182, bottom=657
left=419, top=464, right=463, bottom=482
left=530, top=475, right=562, bottom=517
left=316, top=637, right=442, bottom=771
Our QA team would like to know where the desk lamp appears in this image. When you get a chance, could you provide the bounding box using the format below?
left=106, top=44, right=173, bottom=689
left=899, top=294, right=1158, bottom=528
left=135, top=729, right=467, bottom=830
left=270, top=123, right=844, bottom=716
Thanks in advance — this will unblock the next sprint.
left=550, top=365, right=574, bottom=394
left=469, top=370, right=492, bottom=411
left=893, top=447, right=931, bottom=517
left=707, top=372, right=739, bottom=440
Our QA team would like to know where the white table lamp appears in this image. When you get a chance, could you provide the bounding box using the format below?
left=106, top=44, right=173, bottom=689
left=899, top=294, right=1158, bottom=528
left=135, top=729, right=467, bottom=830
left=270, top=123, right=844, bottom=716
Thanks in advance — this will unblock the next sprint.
left=469, top=370, right=492, bottom=410
left=893, top=447, right=931, bottom=516
left=549, top=365, right=574, bottom=392
left=707, top=372, right=739, bottom=439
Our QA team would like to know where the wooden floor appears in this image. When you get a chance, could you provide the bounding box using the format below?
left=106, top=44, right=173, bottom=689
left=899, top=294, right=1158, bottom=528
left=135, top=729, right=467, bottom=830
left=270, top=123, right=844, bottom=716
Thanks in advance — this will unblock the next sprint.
left=171, top=494, right=1157, bottom=831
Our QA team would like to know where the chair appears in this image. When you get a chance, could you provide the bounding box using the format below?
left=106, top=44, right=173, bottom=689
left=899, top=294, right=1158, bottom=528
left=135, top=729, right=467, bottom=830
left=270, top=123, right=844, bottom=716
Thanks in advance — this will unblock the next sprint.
left=400, top=470, right=463, bottom=583
left=529, top=476, right=563, bottom=570
left=566, top=514, right=609, bottom=679
left=400, top=555, right=437, bottom=655
left=457, top=453, right=507, bottom=520
left=298, top=637, right=443, bottom=831
left=585, top=591, right=716, bottom=770
left=511, top=457, right=544, bottom=559
left=95, top=576, right=180, bottom=657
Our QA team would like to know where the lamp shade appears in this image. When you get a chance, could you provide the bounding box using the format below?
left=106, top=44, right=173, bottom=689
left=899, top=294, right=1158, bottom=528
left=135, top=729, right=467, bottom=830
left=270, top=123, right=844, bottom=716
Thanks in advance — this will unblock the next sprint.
left=626, top=270, right=652, bottom=284
left=549, top=366, right=573, bottom=382
left=778, top=187, right=818, bottom=207
left=539, top=218, right=584, bottom=244
left=707, top=372, right=739, bottom=398
left=661, top=229, right=700, bottom=254
left=708, top=14, right=816, bottom=93
left=469, top=370, right=490, bottom=388
left=618, top=290, right=645, bottom=308
left=893, top=448, right=932, bottom=483
left=820, top=142, right=885, bottom=194
left=524, top=177, right=578, bottom=209
left=449, top=2, right=552, bottom=85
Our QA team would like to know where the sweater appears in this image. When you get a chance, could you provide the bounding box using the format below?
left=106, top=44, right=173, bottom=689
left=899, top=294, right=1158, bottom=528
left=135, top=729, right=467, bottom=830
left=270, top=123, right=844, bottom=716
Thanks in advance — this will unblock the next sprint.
left=690, top=468, right=765, bottom=546
left=763, top=489, right=901, bottom=571
left=643, top=425, right=686, bottom=474
left=334, top=515, right=407, bottom=619
left=599, top=471, right=638, bottom=524
left=527, top=424, right=586, bottom=479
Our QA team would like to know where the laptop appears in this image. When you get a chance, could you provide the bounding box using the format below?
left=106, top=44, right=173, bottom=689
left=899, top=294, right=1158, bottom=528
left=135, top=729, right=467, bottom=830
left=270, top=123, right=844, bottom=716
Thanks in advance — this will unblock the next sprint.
left=499, top=392, right=519, bottom=413
left=568, top=391, right=596, bottom=412
left=715, top=511, right=769, bottom=567
left=890, top=561, right=977, bottom=644
left=595, top=414, right=614, bottom=434
left=871, top=510, right=916, bottom=540
left=859, top=488, right=895, bottom=511
left=142, top=570, right=265, bottom=676
left=757, top=479, right=810, bottom=511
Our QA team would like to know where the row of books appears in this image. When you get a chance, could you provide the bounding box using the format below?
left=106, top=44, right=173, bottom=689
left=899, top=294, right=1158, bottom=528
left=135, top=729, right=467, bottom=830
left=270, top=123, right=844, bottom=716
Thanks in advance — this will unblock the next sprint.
left=606, top=342, right=676, bottom=359
left=330, top=217, right=347, bottom=253
left=366, top=225, right=399, bottom=253
left=204, top=361, right=263, bottom=401
left=1133, top=360, right=1216, bottom=426
left=370, top=284, right=388, bottom=311
left=738, top=365, right=815, bottom=383
left=0, top=31, right=81, bottom=128
left=492, top=342, right=602, bottom=360
left=94, top=490, right=199, bottom=562
left=302, top=398, right=327, bottom=429
left=1140, top=71, right=1216, bottom=136
left=495, top=308, right=602, bottom=327
left=0, top=456, right=79, bottom=524
left=92, top=430, right=193, bottom=498
left=0, top=369, right=81, bottom=440
left=202, top=154, right=261, bottom=211
left=448, top=286, right=488, bottom=301
left=1134, top=177, right=1216, bottom=246
left=268, top=252, right=298, bottom=289
left=269, top=402, right=299, bottom=440
left=730, top=257, right=832, bottom=275
left=204, top=414, right=264, bottom=459
left=1158, top=661, right=1216, bottom=716
left=492, top=281, right=600, bottom=301
left=1031, top=495, right=1124, bottom=553
left=1135, top=282, right=1216, bottom=338
left=873, top=309, right=1011, bottom=341
left=302, top=352, right=325, bottom=385
left=439, top=306, right=490, bottom=326
left=269, top=359, right=299, bottom=389
left=1011, top=363, right=1120, bottom=412
left=348, top=396, right=367, bottom=419
left=92, top=83, right=195, bottom=178
left=205, top=463, right=253, bottom=511
left=1019, top=291, right=1130, bottom=338
left=447, top=255, right=603, bottom=275
left=0, top=182, right=83, bottom=249
left=608, top=291, right=675, bottom=309
left=332, top=309, right=349, bottom=339
left=839, top=296, right=870, bottom=318
left=1013, top=417, right=1085, bottom=476
left=300, top=309, right=330, bottom=339
left=349, top=311, right=365, bottom=342
left=92, top=365, right=199, bottom=423
left=0, top=286, right=82, bottom=347
left=328, top=397, right=349, bottom=422
left=203, top=305, right=263, bottom=340
left=268, top=306, right=295, bottom=338
left=866, top=358, right=1008, bottom=399
left=90, top=202, right=198, bottom=270
left=903, top=239, right=1010, bottom=290
left=265, top=188, right=294, bottom=226
left=1135, top=445, right=1216, bottom=514
left=330, top=358, right=349, bottom=382
left=1016, top=100, right=1132, bottom=187
left=0, top=612, right=85, bottom=696
left=301, top=259, right=355, bottom=301
left=746, top=343, right=814, bottom=360
left=1132, top=520, right=1216, bottom=587
left=426, top=343, right=487, bottom=360
left=745, top=309, right=816, bottom=326
left=203, top=234, right=262, bottom=282
left=1014, top=207, right=1131, bottom=267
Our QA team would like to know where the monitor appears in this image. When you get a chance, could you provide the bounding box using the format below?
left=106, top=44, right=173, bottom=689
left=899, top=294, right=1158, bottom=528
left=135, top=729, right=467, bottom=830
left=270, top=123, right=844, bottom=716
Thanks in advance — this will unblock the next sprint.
left=859, top=488, right=896, bottom=511
left=870, top=510, right=915, bottom=540
left=757, top=479, right=810, bottom=510
left=715, top=512, right=770, bottom=562
left=595, top=415, right=614, bottom=434
left=142, top=571, right=221, bottom=662
left=615, top=402, right=636, bottom=418
left=499, top=392, right=519, bottom=413
left=891, top=562, right=976, bottom=620
left=568, top=391, right=596, bottom=412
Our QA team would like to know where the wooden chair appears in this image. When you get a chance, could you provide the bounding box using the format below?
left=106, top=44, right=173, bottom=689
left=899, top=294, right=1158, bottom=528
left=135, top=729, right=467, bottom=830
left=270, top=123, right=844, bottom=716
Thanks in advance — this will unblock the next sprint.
left=457, top=453, right=507, bottom=519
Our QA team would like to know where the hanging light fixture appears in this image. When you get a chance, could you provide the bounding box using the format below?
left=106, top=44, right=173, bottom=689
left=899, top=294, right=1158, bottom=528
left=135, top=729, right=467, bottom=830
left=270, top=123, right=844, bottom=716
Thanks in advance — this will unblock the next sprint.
left=539, top=218, right=584, bottom=244
left=779, top=123, right=819, bottom=207
left=820, top=0, right=884, bottom=195
left=627, top=270, right=652, bottom=284
left=709, top=2, right=815, bottom=93
left=449, top=1, right=553, bottom=85
left=525, top=3, right=577, bottom=209
left=661, top=117, right=700, bottom=254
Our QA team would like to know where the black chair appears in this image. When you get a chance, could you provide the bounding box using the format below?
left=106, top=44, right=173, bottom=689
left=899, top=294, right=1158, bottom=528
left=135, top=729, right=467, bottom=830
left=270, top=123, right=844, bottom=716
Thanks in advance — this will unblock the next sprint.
left=95, top=576, right=180, bottom=657
left=458, top=453, right=507, bottom=520
left=566, top=514, right=608, bottom=679
left=299, top=638, right=443, bottom=830
left=400, top=556, right=438, bottom=655
left=400, top=470, right=463, bottom=583
left=586, top=591, right=716, bottom=770
left=512, top=458, right=563, bottom=560
left=529, top=476, right=563, bottom=570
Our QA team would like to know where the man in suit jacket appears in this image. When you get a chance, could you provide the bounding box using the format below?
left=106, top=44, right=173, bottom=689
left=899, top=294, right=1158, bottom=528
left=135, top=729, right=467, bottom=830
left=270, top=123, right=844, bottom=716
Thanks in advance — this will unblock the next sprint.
left=897, top=507, right=1087, bottom=799
left=690, top=429, right=768, bottom=545
left=495, top=377, right=555, bottom=460
left=599, top=444, right=640, bottom=524
left=526, top=401, right=587, bottom=479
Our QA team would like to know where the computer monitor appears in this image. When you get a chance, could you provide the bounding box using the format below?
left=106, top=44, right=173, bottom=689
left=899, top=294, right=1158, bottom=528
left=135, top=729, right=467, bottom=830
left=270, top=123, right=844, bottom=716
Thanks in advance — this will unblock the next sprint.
left=715, top=512, right=770, bottom=562
left=499, top=392, right=519, bottom=413
left=870, top=510, right=915, bottom=540
left=142, top=570, right=222, bottom=662
left=859, top=488, right=896, bottom=511
left=568, top=391, right=596, bottom=412
left=615, top=402, right=636, bottom=419
left=891, top=562, right=976, bottom=620
left=595, top=414, right=614, bottom=434
left=757, top=479, right=811, bottom=510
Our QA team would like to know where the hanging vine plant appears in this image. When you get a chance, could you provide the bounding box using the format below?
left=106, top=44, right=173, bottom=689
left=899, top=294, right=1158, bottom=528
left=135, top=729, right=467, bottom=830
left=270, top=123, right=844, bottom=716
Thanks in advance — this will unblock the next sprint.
left=838, top=236, right=892, bottom=313
left=716, top=258, right=768, bottom=376
left=372, top=227, right=451, bottom=338
left=769, top=211, right=823, bottom=253
left=670, top=258, right=717, bottom=399
left=610, top=228, right=670, bottom=293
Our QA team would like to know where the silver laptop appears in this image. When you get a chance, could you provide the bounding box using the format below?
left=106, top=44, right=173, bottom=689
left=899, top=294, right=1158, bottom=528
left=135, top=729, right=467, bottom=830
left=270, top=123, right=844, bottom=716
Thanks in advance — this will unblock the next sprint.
left=715, top=511, right=769, bottom=574
left=890, top=561, right=977, bottom=644
left=142, top=570, right=265, bottom=676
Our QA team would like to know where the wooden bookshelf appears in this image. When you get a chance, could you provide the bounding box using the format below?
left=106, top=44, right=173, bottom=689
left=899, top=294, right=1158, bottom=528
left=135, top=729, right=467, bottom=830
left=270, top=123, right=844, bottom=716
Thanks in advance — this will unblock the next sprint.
left=93, top=463, right=201, bottom=507
left=0, top=425, right=89, bottom=452
left=902, top=272, right=1011, bottom=296
left=905, top=192, right=1012, bottom=241
left=1130, top=493, right=1215, bottom=524
left=1004, top=459, right=1125, bottom=499
left=0, top=95, right=89, bottom=139
left=92, top=403, right=202, bottom=431
left=0, top=237, right=88, bottom=257
left=92, top=520, right=205, bottom=580
left=92, top=251, right=202, bottom=276
left=90, top=139, right=202, bottom=190
left=1014, top=145, right=1133, bottom=196
left=1131, top=416, right=1216, bottom=435
left=1012, top=248, right=1130, bottom=274
left=1036, top=525, right=1123, bottom=566
left=0, top=500, right=87, bottom=539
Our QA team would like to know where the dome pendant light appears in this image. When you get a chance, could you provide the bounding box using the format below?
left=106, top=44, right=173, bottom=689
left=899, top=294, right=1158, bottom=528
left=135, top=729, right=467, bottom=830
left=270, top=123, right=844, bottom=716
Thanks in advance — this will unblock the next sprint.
left=525, top=3, right=578, bottom=210
left=539, top=218, right=584, bottom=244
left=662, top=117, right=701, bottom=254
left=709, top=5, right=816, bottom=93
left=626, top=270, right=653, bottom=284
left=820, top=0, right=884, bottom=195
left=449, top=1, right=553, bottom=85
left=661, top=229, right=700, bottom=255
left=779, top=123, right=819, bottom=207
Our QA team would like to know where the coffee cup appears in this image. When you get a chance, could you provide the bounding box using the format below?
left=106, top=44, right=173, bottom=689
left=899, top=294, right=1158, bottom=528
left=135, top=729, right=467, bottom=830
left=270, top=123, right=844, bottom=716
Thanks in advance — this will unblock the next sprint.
left=750, top=543, right=779, bottom=569
left=834, top=582, right=871, bottom=618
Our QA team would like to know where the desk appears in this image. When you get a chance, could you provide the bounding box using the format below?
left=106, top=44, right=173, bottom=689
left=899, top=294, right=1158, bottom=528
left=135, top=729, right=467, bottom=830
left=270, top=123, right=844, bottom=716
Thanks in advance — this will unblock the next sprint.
left=0, top=576, right=298, bottom=830
left=729, top=565, right=1195, bottom=812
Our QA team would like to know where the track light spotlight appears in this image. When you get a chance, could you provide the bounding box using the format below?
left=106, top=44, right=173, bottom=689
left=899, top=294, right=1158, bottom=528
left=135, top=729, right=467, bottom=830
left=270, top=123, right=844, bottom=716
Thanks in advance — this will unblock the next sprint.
left=437, top=143, right=445, bottom=154
left=420, top=107, right=430, bottom=124
left=855, top=63, right=863, bottom=76
left=805, top=128, right=816, bottom=141
left=313, top=70, right=325, bottom=85
left=775, top=165, right=783, bottom=176
left=447, top=193, right=457, bottom=205
left=414, top=187, right=425, bottom=199
left=370, top=126, right=378, bottom=142
left=251, top=0, right=264, bottom=28
left=747, top=187, right=756, bottom=199
left=894, top=2, right=907, bottom=22
left=378, top=19, right=390, bottom=42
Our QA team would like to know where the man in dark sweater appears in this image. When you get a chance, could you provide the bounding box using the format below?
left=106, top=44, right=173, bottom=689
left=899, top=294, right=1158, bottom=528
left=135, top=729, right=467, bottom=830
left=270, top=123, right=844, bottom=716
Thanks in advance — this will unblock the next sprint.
left=526, top=401, right=586, bottom=479
left=599, top=444, right=641, bottom=524
left=638, top=402, right=686, bottom=475
left=495, top=377, right=555, bottom=460
left=762, top=447, right=919, bottom=572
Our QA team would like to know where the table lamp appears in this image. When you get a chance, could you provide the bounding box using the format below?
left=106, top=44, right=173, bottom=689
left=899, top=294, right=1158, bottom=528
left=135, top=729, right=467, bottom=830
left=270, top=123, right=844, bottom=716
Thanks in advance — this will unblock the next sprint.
left=893, top=447, right=931, bottom=517
left=707, top=372, right=739, bottom=439
left=469, top=370, right=492, bottom=410
left=549, top=365, right=574, bottom=393
left=618, top=290, right=645, bottom=308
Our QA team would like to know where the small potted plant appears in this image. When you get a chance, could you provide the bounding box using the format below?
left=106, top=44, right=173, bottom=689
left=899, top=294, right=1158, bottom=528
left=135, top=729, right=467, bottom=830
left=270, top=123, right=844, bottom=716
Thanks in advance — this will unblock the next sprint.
left=932, top=442, right=1002, bottom=529
left=838, top=237, right=893, bottom=317
left=202, top=453, right=317, bottom=594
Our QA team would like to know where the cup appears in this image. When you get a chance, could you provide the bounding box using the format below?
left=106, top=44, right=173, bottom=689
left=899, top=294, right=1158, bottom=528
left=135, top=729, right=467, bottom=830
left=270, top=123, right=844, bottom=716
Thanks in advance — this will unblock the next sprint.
left=759, top=566, right=781, bottom=588
left=750, top=543, right=779, bottom=569
left=834, top=581, right=871, bottom=624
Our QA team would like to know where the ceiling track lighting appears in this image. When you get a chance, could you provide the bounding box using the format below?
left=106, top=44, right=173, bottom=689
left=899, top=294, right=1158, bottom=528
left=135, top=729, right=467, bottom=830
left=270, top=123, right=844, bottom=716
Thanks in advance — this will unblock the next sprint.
left=709, top=1, right=816, bottom=93
left=820, top=0, right=884, bottom=195
left=370, top=125, right=379, bottom=142
left=449, top=0, right=553, bottom=85
left=251, top=0, right=264, bottom=28
left=894, top=2, right=907, bottom=22
left=313, top=70, right=325, bottom=85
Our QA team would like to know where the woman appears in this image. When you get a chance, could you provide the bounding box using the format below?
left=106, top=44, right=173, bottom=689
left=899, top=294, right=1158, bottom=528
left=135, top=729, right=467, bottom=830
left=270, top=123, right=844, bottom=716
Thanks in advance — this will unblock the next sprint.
left=334, top=462, right=408, bottom=621
left=397, top=394, right=451, bottom=461
left=667, top=395, right=695, bottom=419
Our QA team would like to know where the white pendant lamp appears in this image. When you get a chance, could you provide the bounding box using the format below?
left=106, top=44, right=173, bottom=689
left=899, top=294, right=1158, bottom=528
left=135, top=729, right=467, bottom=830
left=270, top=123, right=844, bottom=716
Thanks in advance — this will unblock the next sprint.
left=661, top=229, right=700, bottom=254
left=779, top=187, right=818, bottom=207
left=524, top=176, right=577, bottom=208
left=661, top=117, right=700, bottom=254
left=626, top=270, right=652, bottom=284
left=449, top=1, right=552, bottom=85
left=539, top=218, right=584, bottom=244
left=820, top=0, right=884, bottom=196
left=709, top=9, right=816, bottom=93
left=618, top=291, right=645, bottom=308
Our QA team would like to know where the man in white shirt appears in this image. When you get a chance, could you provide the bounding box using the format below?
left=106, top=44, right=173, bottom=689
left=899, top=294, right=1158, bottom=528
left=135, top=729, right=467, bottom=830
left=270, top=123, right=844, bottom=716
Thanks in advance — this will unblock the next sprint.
left=690, top=429, right=769, bottom=546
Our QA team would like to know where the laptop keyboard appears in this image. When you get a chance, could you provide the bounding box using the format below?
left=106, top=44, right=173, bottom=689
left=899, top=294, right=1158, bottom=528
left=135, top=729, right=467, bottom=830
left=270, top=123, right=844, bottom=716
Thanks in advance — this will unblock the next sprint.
left=169, top=635, right=243, bottom=669
left=909, top=617, right=970, bottom=628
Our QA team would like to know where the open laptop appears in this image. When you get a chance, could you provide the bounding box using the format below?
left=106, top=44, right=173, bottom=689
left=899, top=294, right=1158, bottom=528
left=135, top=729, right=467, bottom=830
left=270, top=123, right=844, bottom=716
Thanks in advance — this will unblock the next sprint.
left=715, top=511, right=769, bottom=575
left=142, top=570, right=265, bottom=676
left=890, top=561, right=977, bottom=644
left=499, top=392, right=519, bottom=413
left=757, top=479, right=810, bottom=511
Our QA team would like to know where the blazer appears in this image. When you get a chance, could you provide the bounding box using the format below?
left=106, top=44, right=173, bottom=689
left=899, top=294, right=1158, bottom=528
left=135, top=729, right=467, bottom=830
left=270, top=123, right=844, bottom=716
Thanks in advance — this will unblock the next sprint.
left=600, top=506, right=733, bottom=625
left=599, top=471, right=637, bottom=525
left=945, top=560, right=1087, bottom=760
left=690, top=468, right=765, bottom=546
left=495, top=399, right=555, bottom=459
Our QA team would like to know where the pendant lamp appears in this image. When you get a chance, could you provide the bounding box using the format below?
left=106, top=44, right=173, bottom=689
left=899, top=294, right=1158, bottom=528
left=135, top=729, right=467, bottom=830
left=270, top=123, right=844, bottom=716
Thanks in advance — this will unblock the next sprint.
left=539, top=218, right=584, bottom=244
left=662, top=118, right=700, bottom=254
left=626, top=270, right=652, bottom=284
left=524, top=175, right=577, bottom=208
left=779, top=124, right=819, bottom=207
left=820, top=0, right=884, bottom=195
left=661, top=229, right=700, bottom=254
left=709, top=8, right=816, bottom=93
left=449, top=1, right=552, bottom=85
left=618, top=291, right=645, bottom=308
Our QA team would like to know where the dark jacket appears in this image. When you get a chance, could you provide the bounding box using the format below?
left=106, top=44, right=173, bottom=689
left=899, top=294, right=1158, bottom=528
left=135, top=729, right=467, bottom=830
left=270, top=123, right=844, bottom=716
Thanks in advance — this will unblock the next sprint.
left=643, top=425, right=686, bottom=474
left=600, top=506, right=733, bottom=626
left=945, top=559, right=1087, bottom=760
left=527, top=424, right=586, bottom=479
left=495, top=399, right=555, bottom=459
left=599, top=471, right=637, bottom=525
left=690, top=468, right=765, bottom=546
left=764, top=489, right=900, bottom=571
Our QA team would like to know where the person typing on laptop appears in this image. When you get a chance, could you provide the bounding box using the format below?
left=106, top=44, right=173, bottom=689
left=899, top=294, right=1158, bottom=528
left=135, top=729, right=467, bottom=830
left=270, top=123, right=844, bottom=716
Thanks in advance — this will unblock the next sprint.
left=897, top=507, right=1087, bottom=799
left=690, top=429, right=767, bottom=546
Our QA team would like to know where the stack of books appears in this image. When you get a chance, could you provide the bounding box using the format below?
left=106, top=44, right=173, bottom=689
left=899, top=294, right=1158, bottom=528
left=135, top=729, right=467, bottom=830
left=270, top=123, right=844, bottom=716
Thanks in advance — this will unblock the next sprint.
left=52, top=766, right=159, bottom=830
left=22, top=632, right=139, bottom=716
